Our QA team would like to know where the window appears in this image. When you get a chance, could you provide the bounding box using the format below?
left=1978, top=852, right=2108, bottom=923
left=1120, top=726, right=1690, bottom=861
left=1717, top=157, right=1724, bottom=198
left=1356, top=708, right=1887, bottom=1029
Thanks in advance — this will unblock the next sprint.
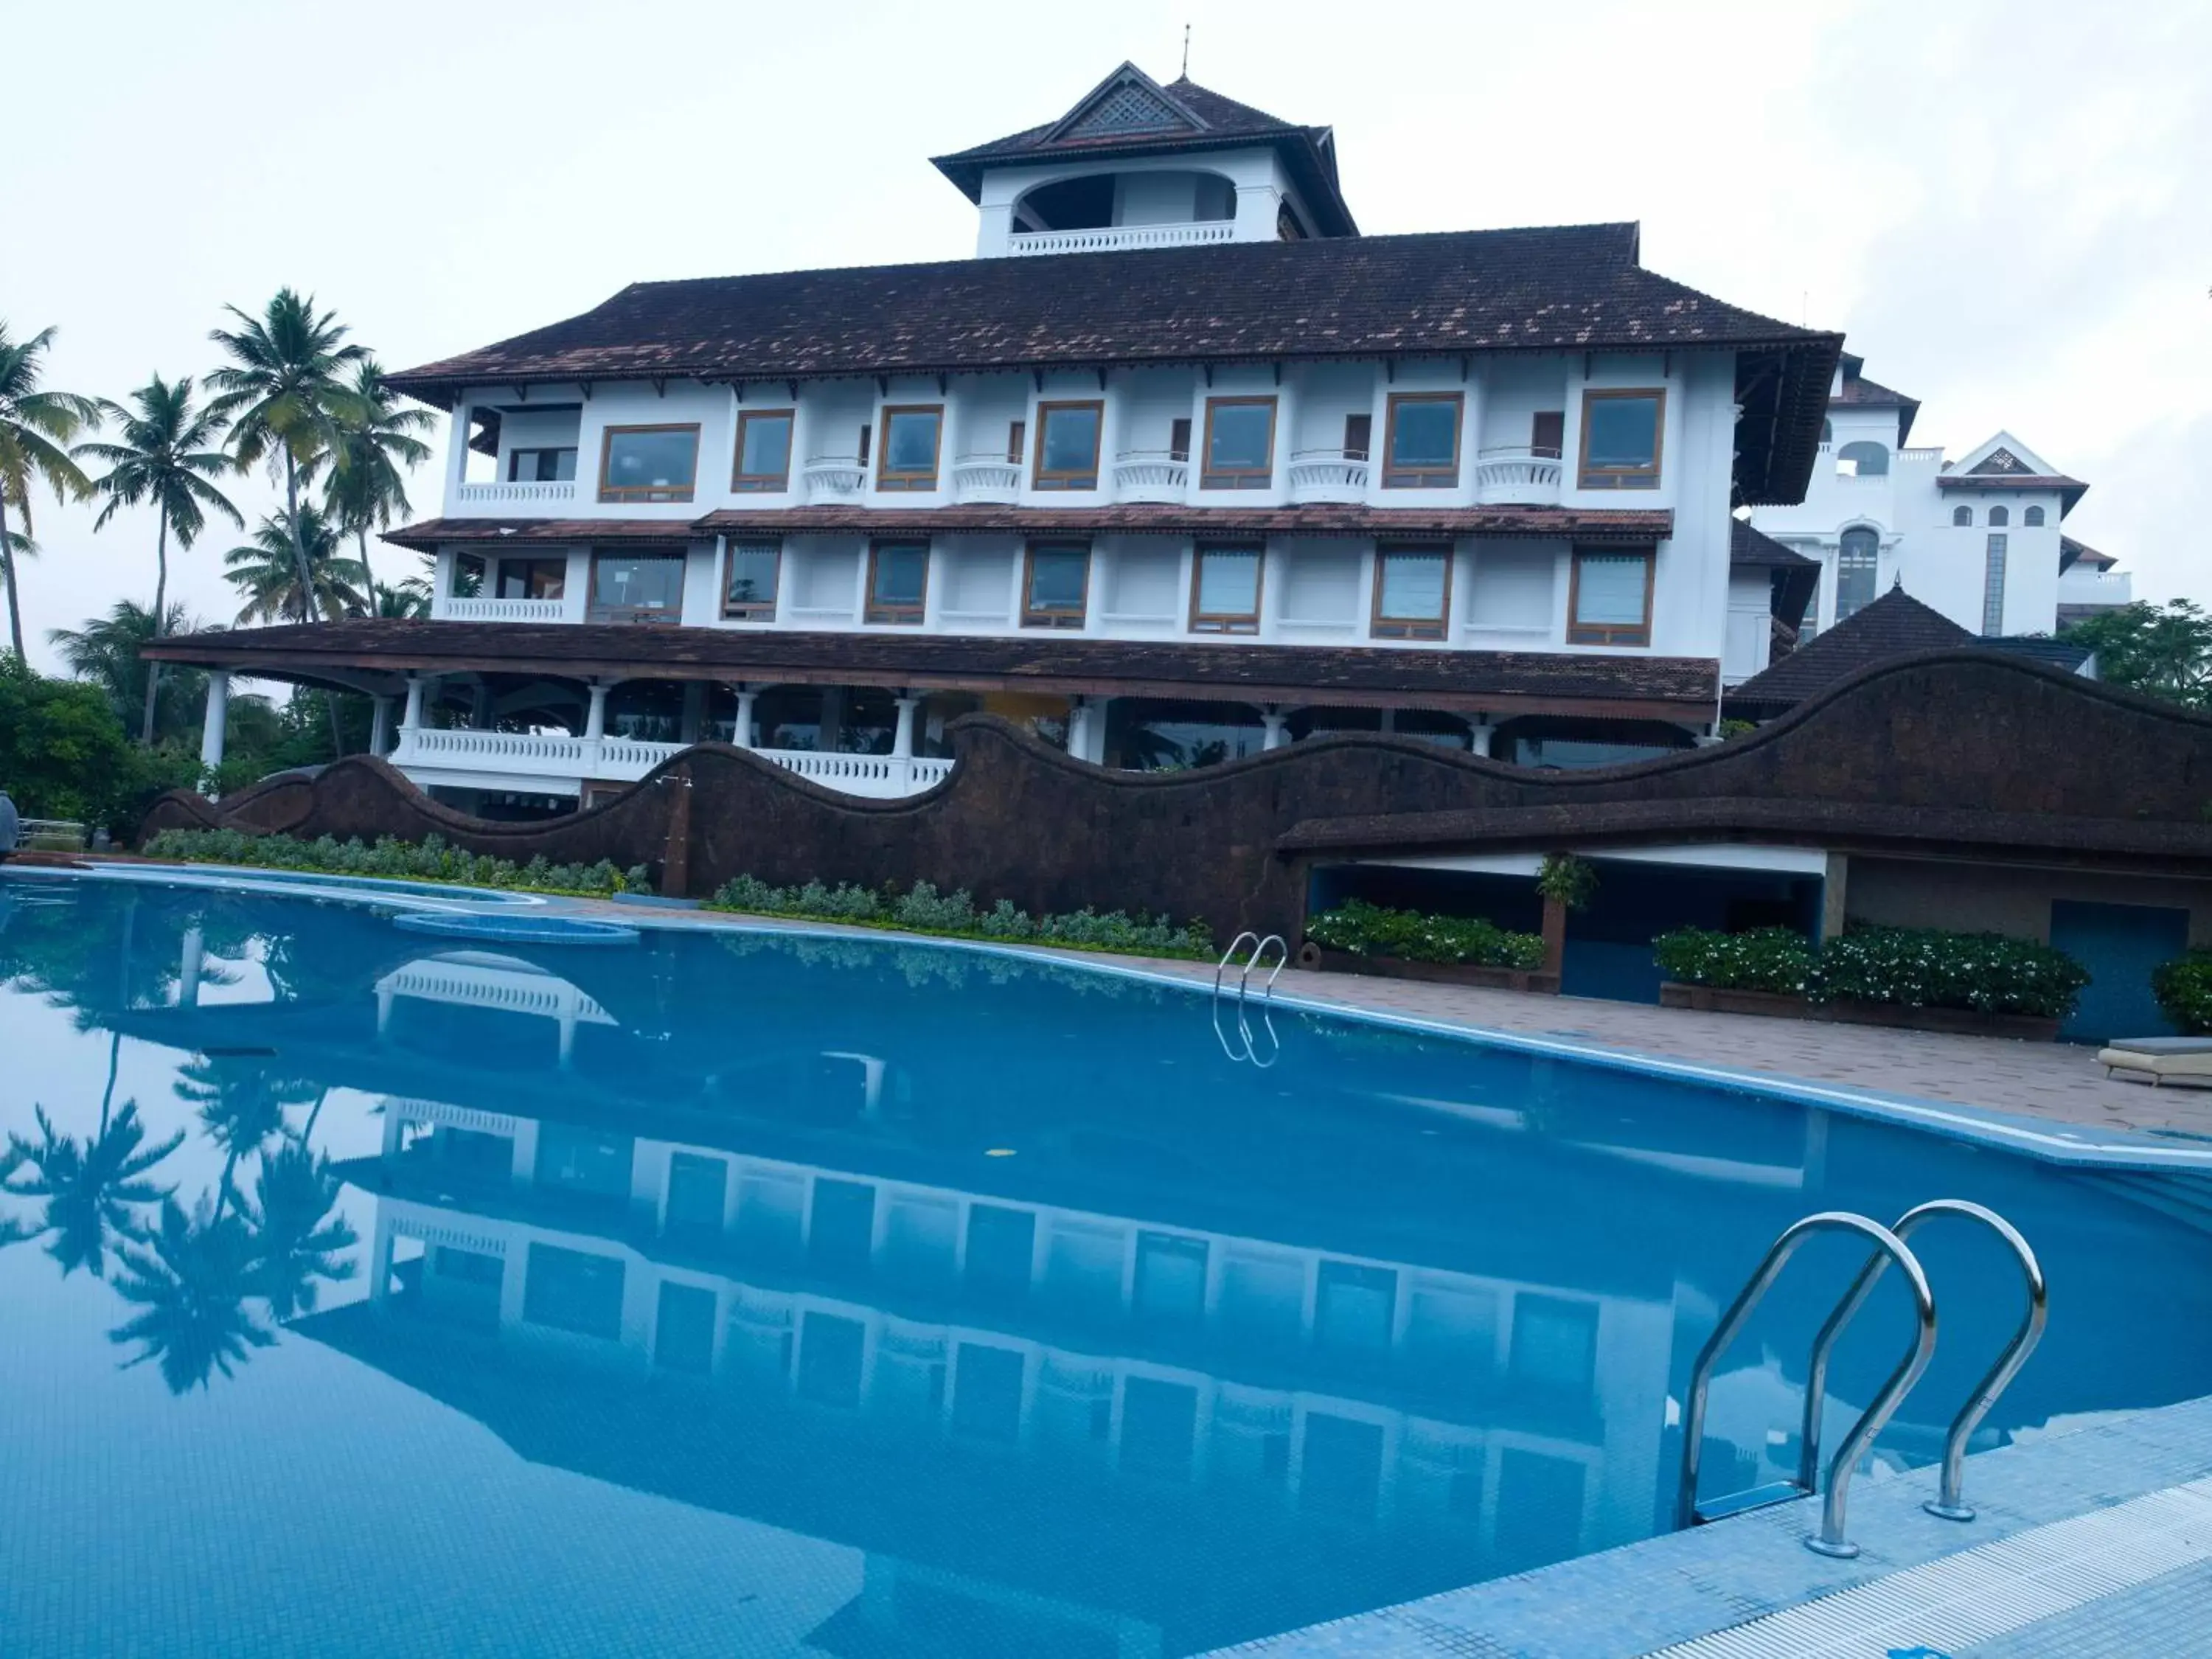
left=451, top=552, right=485, bottom=597
left=1982, top=533, right=2008, bottom=636
left=1837, top=440, right=1889, bottom=477
left=1576, top=390, right=1664, bottom=490
left=1168, top=416, right=1192, bottom=463
left=721, top=540, right=780, bottom=619
left=1567, top=548, right=1654, bottom=645
left=856, top=422, right=872, bottom=465
left=1032, top=400, right=1103, bottom=490
left=1835, top=526, right=1878, bottom=622
left=1343, top=412, right=1372, bottom=460
left=597, top=425, right=700, bottom=502
left=731, top=410, right=793, bottom=491
left=1021, top=541, right=1090, bottom=628
left=1190, top=545, right=1262, bottom=633
left=1200, top=397, right=1276, bottom=489
left=1820, top=418, right=1834, bottom=445
left=1005, top=420, right=1026, bottom=465
left=1953, top=505, right=1974, bottom=526
left=507, top=446, right=577, bottom=483
left=588, top=549, right=687, bottom=623
left=1382, top=393, right=1463, bottom=488
left=1371, top=546, right=1452, bottom=640
left=875, top=406, right=942, bottom=491
left=1988, top=505, right=2009, bottom=527
left=2024, top=505, right=2046, bottom=527
left=1531, top=411, right=1565, bottom=459
left=866, top=540, right=929, bottom=624
left=495, top=557, right=565, bottom=600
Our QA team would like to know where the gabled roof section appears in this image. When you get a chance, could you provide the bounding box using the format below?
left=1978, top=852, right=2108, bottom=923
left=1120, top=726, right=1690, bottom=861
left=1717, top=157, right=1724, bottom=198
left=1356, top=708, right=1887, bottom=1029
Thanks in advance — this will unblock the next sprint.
left=1831, top=352, right=1920, bottom=443
left=1731, top=521, right=1819, bottom=633
left=931, top=63, right=1357, bottom=236
left=384, top=226, right=1840, bottom=503
left=1935, top=430, right=2087, bottom=513
left=1728, top=585, right=1974, bottom=716
left=2061, top=535, right=2115, bottom=573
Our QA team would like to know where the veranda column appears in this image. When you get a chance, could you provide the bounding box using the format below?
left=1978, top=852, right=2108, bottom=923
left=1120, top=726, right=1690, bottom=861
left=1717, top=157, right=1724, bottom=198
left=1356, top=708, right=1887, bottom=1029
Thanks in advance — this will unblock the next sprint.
left=1468, top=718, right=1493, bottom=758
left=369, top=695, right=394, bottom=757
left=198, top=670, right=230, bottom=772
left=732, top=687, right=758, bottom=750
left=401, top=675, right=428, bottom=730
left=1260, top=706, right=1289, bottom=751
left=583, top=679, right=611, bottom=773
left=891, top=695, right=920, bottom=757
left=1065, top=698, right=1091, bottom=761
left=680, top=682, right=706, bottom=745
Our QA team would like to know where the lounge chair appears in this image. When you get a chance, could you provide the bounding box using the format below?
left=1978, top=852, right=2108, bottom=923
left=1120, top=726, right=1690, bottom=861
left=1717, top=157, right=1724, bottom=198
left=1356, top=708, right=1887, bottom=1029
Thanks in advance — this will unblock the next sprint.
left=2098, top=1037, right=2212, bottom=1088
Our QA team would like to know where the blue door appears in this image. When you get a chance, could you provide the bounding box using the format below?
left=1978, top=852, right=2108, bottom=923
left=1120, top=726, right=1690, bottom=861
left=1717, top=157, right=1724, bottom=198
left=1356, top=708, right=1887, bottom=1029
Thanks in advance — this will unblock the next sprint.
left=2050, top=900, right=2190, bottom=1043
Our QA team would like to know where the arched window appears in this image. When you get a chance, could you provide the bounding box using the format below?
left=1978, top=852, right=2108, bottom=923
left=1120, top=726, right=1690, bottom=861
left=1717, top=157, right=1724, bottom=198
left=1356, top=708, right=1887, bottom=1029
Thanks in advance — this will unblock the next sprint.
left=1821, top=419, right=1834, bottom=445
left=1837, top=441, right=1889, bottom=477
left=2024, top=505, right=2045, bottom=526
left=1952, top=505, right=1973, bottom=526
left=1836, top=526, right=1879, bottom=622
left=1989, top=506, right=2009, bottom=527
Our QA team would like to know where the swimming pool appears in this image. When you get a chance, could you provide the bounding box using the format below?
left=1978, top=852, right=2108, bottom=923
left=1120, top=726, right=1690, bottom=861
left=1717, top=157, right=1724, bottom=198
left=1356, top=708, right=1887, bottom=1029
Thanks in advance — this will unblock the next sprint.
left=4, top=872, right=2209, bottom=1658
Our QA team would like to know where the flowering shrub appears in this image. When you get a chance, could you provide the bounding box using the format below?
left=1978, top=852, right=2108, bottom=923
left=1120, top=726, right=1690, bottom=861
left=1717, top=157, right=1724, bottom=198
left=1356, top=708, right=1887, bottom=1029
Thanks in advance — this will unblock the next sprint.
left=142, top=827, right=652, bottom=897
left=1652, top=927, right=1815, bottom=994
left=707, top=874, right=1214, bottom=959
left=1653, top=922, right=2088, bottom=1018
left=1304, top=899, right=1545, bottom=971
left=2150, top=952, right=2212, bottom=1034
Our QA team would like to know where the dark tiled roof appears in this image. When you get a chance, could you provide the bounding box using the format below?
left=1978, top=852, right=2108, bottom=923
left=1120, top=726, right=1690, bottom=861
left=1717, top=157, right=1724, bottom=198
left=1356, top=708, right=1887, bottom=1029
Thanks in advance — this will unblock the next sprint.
left=1982, top=636, right=2094, bottom=672
left=929, top=63, right=1355, bottom=235
left=1730, top=521, right=1818, bottom=632
left=1726, top=586, right=1972, bottom=715
left=1935, top=470, right=2089, bottom=515
left=383, top=227, right=1840, bottom=504
left=2060, top=535, right=2113, bottom=572
left=1728, top=520, right=1816, bottom=568
left=389, top=518, right=702, bottom=550
left=1832, top=352, right=1920, bottom=442
left=142, top=619, right=1719, bottom=716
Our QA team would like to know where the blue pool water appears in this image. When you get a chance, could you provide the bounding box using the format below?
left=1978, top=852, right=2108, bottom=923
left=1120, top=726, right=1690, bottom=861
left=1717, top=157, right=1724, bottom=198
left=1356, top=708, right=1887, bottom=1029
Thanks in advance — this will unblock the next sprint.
left=4, top=872, right=2211, bottom=1658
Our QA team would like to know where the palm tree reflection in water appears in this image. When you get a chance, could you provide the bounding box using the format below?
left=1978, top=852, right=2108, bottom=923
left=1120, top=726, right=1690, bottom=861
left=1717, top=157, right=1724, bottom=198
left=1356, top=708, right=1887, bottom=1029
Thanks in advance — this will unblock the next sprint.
left=109, top=1194, right=274, bottom=1392
left=3, top=1099, right=183, bottom=1277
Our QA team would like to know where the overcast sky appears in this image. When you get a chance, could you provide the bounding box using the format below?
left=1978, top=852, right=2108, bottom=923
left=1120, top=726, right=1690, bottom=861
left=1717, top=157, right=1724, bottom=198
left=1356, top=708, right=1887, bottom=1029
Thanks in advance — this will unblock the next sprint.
left=5, top=0, right=2206, bottom=674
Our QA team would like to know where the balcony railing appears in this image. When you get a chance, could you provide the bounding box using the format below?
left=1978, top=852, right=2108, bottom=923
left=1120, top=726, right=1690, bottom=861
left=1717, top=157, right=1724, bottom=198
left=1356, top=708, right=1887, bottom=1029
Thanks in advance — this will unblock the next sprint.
left=1474, top=446, right=1564, bottom=506
left=951, top=456, right=1021, bottom=503
left=1287, top=450, right=1369, bottom=503
left=438, top=596, right=566, bottom=623
left=454, top=479, right=577, bottom=507
left=1008, top=222, right=1238, bottom=257
left=1112, top=451, right=1188, bottom=502
left=387, top=726, right=953, bottom=797
left=803, top=456, right=867, bottom=498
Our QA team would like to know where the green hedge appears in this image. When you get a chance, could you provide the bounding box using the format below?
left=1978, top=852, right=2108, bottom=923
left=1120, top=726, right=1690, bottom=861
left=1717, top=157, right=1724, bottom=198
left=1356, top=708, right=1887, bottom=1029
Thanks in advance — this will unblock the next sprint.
left=706, top=874, right=1215, bottom=959
left=1304, top=899, right=1545, bottom=971
left=2152, top=952, right=2212, bottom=1034
left=142, top=828, right=652, bottom=898
left=1653, top=923, right=2090, bottom=1018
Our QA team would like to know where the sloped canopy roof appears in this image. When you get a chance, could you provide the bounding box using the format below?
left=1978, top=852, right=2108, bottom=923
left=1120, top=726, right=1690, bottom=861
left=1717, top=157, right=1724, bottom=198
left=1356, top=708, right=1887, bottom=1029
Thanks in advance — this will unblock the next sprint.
left=1831, top=352, right=1920, bottom=443
left=931, top=61, right=1357, bottom=236
left=1730, top=520, right=1819, bottom=632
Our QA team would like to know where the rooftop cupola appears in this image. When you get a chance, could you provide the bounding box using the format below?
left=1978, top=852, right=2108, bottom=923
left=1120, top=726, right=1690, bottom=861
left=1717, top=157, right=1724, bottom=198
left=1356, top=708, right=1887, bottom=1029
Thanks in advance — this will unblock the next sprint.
left=931, top=61, right=1357, bottom=258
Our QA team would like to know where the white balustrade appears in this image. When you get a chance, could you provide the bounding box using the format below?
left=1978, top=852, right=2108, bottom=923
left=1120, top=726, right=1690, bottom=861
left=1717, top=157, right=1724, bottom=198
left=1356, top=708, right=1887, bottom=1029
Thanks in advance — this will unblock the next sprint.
left=1287, top=450, right=1370, bottom=503
left=1474, top=447, right=1564, bottom=506
left=1899, top=446, right=1946, bottom=463
left=1008, top=221, right=1238, bottom=257
left=1112, top=451, right=1188, bottom=503
left=437, top=596, right=567, bottom=623
left=454, top=480, right=577, bottom=506
left=388, top=725, right=950, bottom=797
left=803, top=456, right=867, bottom=498
left=951, top=457, right=1022, bottom=503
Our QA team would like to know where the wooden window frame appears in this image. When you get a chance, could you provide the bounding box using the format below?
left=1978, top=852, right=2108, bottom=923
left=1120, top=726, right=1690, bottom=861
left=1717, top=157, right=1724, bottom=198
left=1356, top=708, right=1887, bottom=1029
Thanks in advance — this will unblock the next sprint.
left=1006, top=420, right=1026, bottom=465
left=874, top=405, right=944, bottom=493
left=1565, top=546, right=1656, bottom=646
left=597, top=423, right=701, bottom=504
left=1199, top=396, right=1278, bottom=490
left=1370, top=544, right=1453, bottom=641
left=864, top=539, right=931, bottom=625
left=586, top=547, right=689, bottom=625
left=1531, top=410, right=1565, bottom=459
left=1020, top=540, right=1091, bottom=630
left=1168, top=416, right=1192, bottom=463
left=720, top=538, right=782, bottom=621
left=495, top=556, right=567, bottom=601
left=1576, top=389, right=1666, bottom=491
left=1189, top=543, right=1265, bottom=634
left=730, top=409, right=795, bottom=493
left=1030, top=400, right=1105, bottom=491
left=1343, top=411, right=1373, bottom=462
left=1380, top=393, right=1463, bottom=489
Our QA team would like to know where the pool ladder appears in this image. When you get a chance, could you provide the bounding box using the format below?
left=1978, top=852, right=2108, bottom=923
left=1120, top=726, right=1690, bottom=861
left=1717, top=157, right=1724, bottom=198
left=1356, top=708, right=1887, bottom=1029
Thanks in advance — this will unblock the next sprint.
left=1213, top=933, right=1288, bottom=1065
left=1677, top=1200, right=2048, bottom=1557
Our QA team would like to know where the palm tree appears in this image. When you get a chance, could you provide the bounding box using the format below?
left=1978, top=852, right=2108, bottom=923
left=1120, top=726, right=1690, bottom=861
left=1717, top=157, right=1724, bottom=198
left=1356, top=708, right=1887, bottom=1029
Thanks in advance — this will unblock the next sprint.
left=108, top=1194, right=274, bottom=1392
left=223, top=507, right=366, bottom=625
left=241, top=1141, right=356, bottom=1320
left=76, top=377, right=243, bottom=742
left=48, top=600, right=208, bottom=741
left=324, top=359, right=434, bottom=615
left=205, top=291, right=364, bottom=627
left=0, top=323, right=102, bottom=663
left=4, top=1100, right=184, bottom=1278
left=374, top=576, right=432, bottom=620
left=173, top=1055, right=316, bottom=1197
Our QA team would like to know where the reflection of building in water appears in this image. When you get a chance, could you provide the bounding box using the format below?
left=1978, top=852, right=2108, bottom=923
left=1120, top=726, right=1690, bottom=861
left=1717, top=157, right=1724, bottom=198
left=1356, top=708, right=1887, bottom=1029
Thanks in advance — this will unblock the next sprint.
left=373, top=951, right=616, bottom=1064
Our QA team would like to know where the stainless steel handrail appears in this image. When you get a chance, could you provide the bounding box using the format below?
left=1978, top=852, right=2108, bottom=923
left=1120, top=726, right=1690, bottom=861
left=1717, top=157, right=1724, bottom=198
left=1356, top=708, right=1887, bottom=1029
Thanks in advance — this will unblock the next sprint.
left=1802, top=1199, right=2046, bottom=1524
left=1677, top=1211, right=1938, bottom=1557
left=1214, top=933, right=1287, bottom=1001
left=1214, top=932, right=1261, bottom=998
left=1248, top=934, right=1288, bottom=1001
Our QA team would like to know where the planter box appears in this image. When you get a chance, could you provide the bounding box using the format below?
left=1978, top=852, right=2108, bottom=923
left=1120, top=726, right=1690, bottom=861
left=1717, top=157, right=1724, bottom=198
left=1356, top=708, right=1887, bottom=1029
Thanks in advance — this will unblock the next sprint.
left=1305, top=944, right=1559, bottom=995
left=1659, top=981, right=2061, bottom=1041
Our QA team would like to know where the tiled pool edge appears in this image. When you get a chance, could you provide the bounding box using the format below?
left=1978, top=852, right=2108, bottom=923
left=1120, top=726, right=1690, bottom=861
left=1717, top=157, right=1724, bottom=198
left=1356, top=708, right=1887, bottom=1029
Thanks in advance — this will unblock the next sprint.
left=1195, top=1394, right=2212, bottom=1659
